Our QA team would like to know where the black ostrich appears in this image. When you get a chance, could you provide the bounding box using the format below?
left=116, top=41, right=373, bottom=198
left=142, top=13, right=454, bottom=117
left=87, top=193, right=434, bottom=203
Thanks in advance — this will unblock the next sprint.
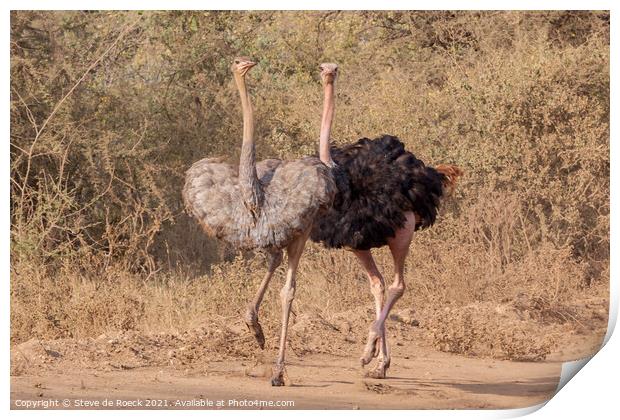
left=310, top=63, right=463, bottom=378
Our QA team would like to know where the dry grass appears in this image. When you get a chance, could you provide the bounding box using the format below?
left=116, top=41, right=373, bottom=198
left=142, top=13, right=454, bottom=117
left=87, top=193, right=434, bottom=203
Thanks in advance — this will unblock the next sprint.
left=10, top=11, right=609, bottom=362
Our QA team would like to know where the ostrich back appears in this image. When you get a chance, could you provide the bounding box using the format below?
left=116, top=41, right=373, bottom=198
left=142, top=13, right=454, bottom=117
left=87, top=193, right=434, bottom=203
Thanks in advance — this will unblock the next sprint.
left=183, top=156, right=335, bottom=251
left=310, top=135, right=446, bottom=250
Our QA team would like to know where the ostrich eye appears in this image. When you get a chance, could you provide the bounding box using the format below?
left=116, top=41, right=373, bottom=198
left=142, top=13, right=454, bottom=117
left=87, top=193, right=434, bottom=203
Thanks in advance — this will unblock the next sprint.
left=319, top=66, right=324, bottom=71
left=234, top=60, right=240, bottom=64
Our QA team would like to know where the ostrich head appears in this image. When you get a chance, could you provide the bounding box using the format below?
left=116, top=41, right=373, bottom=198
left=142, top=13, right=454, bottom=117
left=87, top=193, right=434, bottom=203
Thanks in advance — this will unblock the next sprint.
left=319, top=63, right=338, bottom=84
left=231, top=56, right=256, bottom=76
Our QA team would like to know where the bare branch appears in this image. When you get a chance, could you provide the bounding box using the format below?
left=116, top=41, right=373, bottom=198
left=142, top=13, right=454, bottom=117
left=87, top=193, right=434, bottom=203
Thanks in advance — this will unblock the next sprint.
left=18, top=16, right=142, bottom=210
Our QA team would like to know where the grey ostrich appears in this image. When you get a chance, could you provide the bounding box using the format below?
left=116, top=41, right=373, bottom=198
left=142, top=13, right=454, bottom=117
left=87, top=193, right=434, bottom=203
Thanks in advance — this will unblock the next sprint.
left=182, top=57, right=336, bottom=386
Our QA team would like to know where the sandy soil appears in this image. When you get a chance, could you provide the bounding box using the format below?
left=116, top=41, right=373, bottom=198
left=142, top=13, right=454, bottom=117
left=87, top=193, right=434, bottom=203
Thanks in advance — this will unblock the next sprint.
left=11, top=343, right=566, bottom=410
left=10, top=300, right=606, bottom=410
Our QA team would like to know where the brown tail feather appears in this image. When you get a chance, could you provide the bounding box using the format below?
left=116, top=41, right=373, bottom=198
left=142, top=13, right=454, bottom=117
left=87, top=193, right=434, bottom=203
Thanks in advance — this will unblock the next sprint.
left=435, top=164, right=463, bottom=196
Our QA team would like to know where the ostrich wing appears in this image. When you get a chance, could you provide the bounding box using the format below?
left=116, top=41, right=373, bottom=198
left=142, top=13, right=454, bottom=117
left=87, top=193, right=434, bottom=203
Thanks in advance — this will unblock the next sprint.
left=183, top=157, right=241, bottom=240
left=257, top=156, right=335, bottom=248
left=310, top=135, right=446, bottom=250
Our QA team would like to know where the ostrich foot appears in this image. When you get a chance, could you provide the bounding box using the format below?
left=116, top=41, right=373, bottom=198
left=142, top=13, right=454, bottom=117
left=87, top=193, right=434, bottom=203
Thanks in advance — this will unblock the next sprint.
left=365, top=357, right=391, bottom=379
left=244, top=308, right=265, bottom=349
left=360, top=321, right=382, bottom=367
left=271, top=363, right=286, bottom=386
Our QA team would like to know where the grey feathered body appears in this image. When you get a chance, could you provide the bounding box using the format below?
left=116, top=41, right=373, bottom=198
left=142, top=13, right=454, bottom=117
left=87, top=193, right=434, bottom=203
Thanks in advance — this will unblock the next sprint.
left=183, top=156, right=336, bottom=251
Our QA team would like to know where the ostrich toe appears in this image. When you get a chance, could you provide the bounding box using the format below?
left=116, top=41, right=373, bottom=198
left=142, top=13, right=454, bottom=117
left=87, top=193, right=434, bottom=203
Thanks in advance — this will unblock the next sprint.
left=244, top=308, right=265, bottom=349
left=365, top=356, right=391, bottom=379
left=360, top=321, right=382, bottom=366
left=271, top=364, right=286, bottom=386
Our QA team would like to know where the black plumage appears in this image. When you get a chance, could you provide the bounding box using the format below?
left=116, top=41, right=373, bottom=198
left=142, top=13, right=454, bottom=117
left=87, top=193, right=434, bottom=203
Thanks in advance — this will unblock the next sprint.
left=310, top=135, right=446, bottom=250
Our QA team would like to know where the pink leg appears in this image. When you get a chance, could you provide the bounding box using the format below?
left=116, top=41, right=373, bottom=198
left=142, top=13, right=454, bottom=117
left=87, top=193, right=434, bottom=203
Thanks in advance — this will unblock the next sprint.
left=352, top=250, right=385, bottom=319
left=352, top=250, right=388, bottom=372
left=360, top=212, right=416, bottom=378
left=245, top=250, right=283, bottom=349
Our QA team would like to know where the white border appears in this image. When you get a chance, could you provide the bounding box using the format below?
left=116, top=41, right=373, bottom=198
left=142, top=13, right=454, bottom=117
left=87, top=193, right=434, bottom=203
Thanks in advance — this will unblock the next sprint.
left=4, top=2, right=617, bottom=419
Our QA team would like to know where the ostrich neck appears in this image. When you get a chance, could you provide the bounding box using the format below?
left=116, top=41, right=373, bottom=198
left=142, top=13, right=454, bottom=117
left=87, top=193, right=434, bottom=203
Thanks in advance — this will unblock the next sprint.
left=234, top=71, right=263, bottom=216
left=319, top=81, right=335, bottom=166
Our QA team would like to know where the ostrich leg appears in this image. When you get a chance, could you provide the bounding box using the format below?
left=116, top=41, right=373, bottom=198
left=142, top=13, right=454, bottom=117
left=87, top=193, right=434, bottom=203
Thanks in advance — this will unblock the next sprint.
left=245, top=250, right=283, bottom=349
left=271, top=230, right=309, bottom=386
left=352, top=250, right=389, bottom=376
left=361, top=212, right=416, bottom=378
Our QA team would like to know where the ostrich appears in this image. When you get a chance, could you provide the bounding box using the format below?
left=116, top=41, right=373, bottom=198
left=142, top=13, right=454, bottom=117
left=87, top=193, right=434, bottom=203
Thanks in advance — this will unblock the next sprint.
left=182, top=57, right=336, bottom=386
left=310, top=63, right=463, bottom=378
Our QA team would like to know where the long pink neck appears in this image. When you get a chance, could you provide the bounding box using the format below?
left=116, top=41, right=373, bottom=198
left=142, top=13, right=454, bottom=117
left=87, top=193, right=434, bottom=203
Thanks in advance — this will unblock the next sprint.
left=234, top=72, right=262, bottom=217
left=319, top=80, right=335, bottom=166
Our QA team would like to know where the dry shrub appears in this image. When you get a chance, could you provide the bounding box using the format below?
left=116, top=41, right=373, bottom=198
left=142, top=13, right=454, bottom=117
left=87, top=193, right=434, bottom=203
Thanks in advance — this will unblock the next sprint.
left=10, top=11, right=609, bottom=362
left=431, top=303, right=556, bottom=361
left=11, top=262, right=147, bottom=341
left=9, top=248, right=359, bottom=344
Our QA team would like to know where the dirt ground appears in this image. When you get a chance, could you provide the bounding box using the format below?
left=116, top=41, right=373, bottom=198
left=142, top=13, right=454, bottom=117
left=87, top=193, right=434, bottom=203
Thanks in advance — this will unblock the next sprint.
left=10, top=294, right=607, bottom=410
left=10, top=309, right=606, bottom=410
left=12, top=347, right=564, bottom=410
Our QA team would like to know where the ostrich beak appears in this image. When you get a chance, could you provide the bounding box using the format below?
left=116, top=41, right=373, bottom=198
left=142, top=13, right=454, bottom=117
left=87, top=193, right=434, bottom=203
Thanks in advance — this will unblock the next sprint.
left=240, top=61, right=256, bottom=76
